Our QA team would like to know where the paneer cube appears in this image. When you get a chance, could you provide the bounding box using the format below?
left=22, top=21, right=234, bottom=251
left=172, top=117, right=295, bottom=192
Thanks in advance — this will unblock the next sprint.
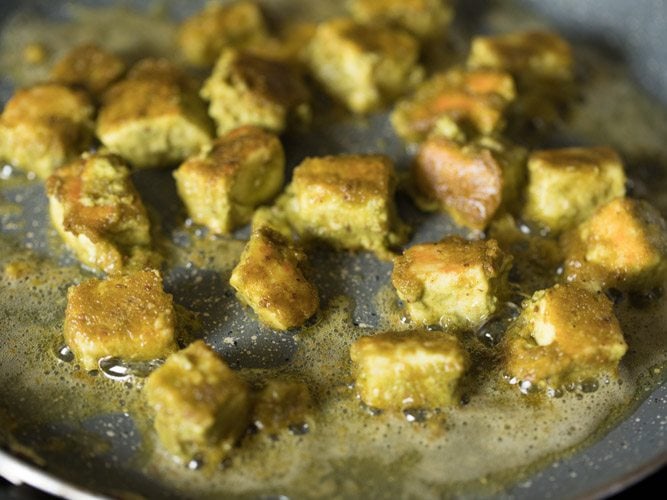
left=201, top=49, right=310, bottom=136
left=350, top=330, right=469, bottom=410
left=230, top=227, right=319, bottom=330
left=283, top=154, right=409, bottom=259
left=306, top=18, right=423, bottom=114
left=562, top=198, right=667, bottom=291
left=503, top=283, right=627, bottom=389
left=252, top=379, right=313, bottom=435
left=46, top=152, right=153, bottom=274
left=173, top=126, right=284, bottom=234
left=64, top=270, right=178, bottom=372
left=144, top=341, right=251, bottom=460
left=0, top=83, right=94, bottom=179
left=522, top=147, right=626, bottom=234
left=413, top=135, right=527, bottom=231
left=392, top=236, right=512, bottom=330
left=97, top=58, right=213, bottom=169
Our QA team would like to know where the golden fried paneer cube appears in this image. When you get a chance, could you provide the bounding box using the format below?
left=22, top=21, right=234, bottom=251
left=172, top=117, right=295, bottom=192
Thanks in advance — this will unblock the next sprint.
left=0, top=83, right=94, bottom=179
left=503, top=283, right=627, bottom=389
left=201, top=49, right=310, bottom=136
left=252, top=379, right=313, bottom=435
left=178, top=0, right=268, bottom=67
left=144, top=340, right=251, bottom=460
left=522, top=147, right=626, bottom=234
left=306, top=18, right=423, bottom=114
left=230, top=227, right=319, bottom=331
left=283, top=154, right=408, bottom=259
left=413, top=135, right=526, bottom=231
left=174, top=126, right=284, bottom=234
left=64, top=270, right=178, bottom=372
left=392, top=237, right=512, bottom=330
left=350, top=330, right=469, bottom=410
left=97, top=58, right=213, bottom=169
left=562, top=198, right=667, bottom=291
left=391, top=67, right=516, bottom=143
left=46, top=152, right=152, bottom=274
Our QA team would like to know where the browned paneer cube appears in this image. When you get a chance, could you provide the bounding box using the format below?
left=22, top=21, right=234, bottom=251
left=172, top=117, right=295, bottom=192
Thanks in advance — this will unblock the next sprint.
left=97, top=58, right=213, bottom=169
left=306, top=18, right=423, bottom=114
left=350, top=330, right=469, bottom=410
left=144, top=341, right=251, bottom=461
left=178, top=0, right=268, bottom=67
left=201, top=49, right=310, bottom=136
left=0, top=83, right=94, bottom=179
left=252, top=379, right=313, bottom=435
left=283, top=154, right=409, bottom=259
left=503, top=283, right=627, bottom=389
left=391, top=67, right=516, bottom=143
left=562, top=198, right=667, bottom=291
left=230, top=226, right=319, bottom=331
left=392, top=237, right=512, bottom=330
left=173, top=126, right=285, bottom=234
left=522, top=147, right=626, bottom=234
left=64, top=270, right=178, bottom=372
left=46, top=152, right=153, bottom=274
left=413, top=135, right=527, bottom=231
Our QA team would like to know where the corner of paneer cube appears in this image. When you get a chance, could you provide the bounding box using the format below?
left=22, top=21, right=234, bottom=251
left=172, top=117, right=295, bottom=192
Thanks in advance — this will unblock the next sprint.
left=64, top=269, right=178, bottom=372
left=230, top=226, right=319, bottom=331
left=96, top=58, right=213, bottom=169
left=561, top=197, right=667, bottom=292
left=522, top=146, right=626, bottom=234
left=392, top=236, right=513, bottom=330
left=46, top=152, right=153, bottom=274
left=0, top=83, right=94, bottom=179
left=503, top=283, right=627, bottom=390
left=283, top=154, right=409, bottom=259
left=350, top=330, right=470, bottom=410
left=412, top=135, right=527, bottom=230
left=252, top=379, right=313, bottom=435
left=173, top=125, right=285, bottom=234
left=305, top=17, right=423, bottom=114
left=201, top=49, right=311, bottom=136
left=144, top=340, right=251, bottom=461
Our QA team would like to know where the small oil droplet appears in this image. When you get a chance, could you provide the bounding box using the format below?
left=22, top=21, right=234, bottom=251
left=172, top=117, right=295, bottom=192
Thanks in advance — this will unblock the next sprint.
left=187, top=455, right=204, bottom=471
left=56, top=344, right=74, bottom=363
left=288, top=422, right=310, bottom=436
left=404, top=409, right=429, bottom=423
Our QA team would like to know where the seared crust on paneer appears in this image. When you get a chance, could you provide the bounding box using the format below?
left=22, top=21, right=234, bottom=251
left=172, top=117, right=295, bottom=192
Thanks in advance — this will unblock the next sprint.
left=562, top=198, right=667, bottom=291
left=413, top=135, right=527, bottom=231
left=97, top=58, right=213, bottom=169
left=0, top=83, right=94, bottom=179
left=230, top=227, right=319, bottom=331
left=174, top=126, right=284, bottom=234
left=145, top=340, right=251, bottom=461
left=252, top=379, right=313, bottom=435
left=523, top=147, right=626, bottom=234
left=503, top=283, right=627, bottom=389
left=178, top=0, right=268, bottom=67
left=392, top=237, right=512, bottom=330
left=64, top=270, right=178, bottom=372
left=350, top=330, right=469, bottom=410
left=46, top=152, right=153, bottom=274
left=283, top=154, right=408, bottom=259
left=306, top=18, right=423, bottom=114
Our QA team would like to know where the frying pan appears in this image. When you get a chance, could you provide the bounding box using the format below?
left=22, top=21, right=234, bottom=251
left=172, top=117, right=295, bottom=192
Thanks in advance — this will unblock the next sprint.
left=0, top=0, right=666, bottom=498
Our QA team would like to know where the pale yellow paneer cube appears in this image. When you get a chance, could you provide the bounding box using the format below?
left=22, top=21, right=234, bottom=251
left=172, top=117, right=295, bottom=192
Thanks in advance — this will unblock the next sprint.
left=350, top=330, right=469, bottom=410
left=201, top=49, right=311, bottom=136
left=46, top=152, right=153, bottom=274
left=523, top=147, right=626, bottom=234
left=144, top=340, right=251, bottom=461
left=174, top=125, right=284, bottom=234
left=413, top=135, right=526, bottom=231
left=252, top=379, right=313, bottom=435
left=64, top=270, right=178, bottom=372
left=0, top=83, right=94, bottom=179
left=392, top=236, right=512, bottom=330
left=503, top=283, right=627, bottom=389
left=306, top=18, right=423, bottom=114
left=562, top=198, right=667, bottom=291
left=230, top=226, right=319, bottom=331
left=96, top=58, right=213, bottom=169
